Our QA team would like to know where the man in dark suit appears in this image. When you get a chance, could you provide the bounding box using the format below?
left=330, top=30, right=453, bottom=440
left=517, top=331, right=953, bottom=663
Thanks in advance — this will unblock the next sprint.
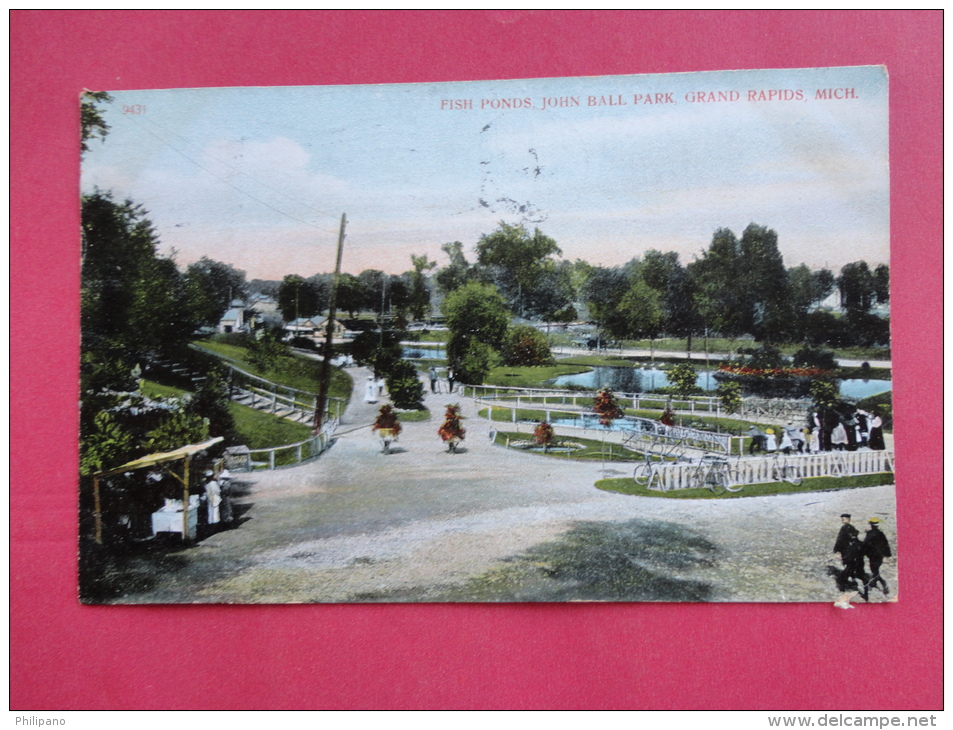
left=864, top=518, right=893, bottom=596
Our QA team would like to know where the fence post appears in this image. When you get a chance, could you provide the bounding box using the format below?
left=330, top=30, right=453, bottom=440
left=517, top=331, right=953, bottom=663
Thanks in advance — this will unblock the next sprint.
left=297, top=444, right=302, bottom=463
left=269, top=450, right=275, bottom=470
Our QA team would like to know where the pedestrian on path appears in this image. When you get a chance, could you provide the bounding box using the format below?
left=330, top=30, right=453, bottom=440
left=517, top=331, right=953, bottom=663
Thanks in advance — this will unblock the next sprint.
left=364, top=376, right=378, bottom=403
left=429, top=366, right=438, bottom=393
left=863, top=518, right=892, bottom=595
left=446, top=367, right=455, bottom=394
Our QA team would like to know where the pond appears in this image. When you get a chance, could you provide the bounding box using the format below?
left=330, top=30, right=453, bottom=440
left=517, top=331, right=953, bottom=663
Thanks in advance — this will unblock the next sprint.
left=549, top=366, right=891, bottom=399
left=402, top=346, right=446, bottom=360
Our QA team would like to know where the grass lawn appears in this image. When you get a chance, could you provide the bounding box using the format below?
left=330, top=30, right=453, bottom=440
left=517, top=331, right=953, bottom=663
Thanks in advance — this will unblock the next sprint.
left=492, top=430, right=645, bottom=462
left=483, top=363, right=592, bottom=388
left=192, top=339, right=352, bottom=400
left=229, top=404, right=313, bottom=450
left=142, top=379, right=313, bottom=451
left=394, top=408, right=431, bottom=422
left=596, top=472, right=894, bottom=499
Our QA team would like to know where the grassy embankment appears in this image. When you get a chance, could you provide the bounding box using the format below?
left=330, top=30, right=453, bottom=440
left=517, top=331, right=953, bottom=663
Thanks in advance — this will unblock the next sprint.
left=141, top=380, right=313, bottom=452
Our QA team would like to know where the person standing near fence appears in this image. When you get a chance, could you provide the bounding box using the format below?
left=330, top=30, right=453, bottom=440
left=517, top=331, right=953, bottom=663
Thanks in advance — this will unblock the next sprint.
left=429, top=366, right=438, bottom=394
left=446, top=367, right=455, bottom=394
left=868, top=411, right=886, bottom=450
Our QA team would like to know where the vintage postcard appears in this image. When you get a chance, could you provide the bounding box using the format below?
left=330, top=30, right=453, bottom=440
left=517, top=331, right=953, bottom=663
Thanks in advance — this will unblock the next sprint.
left=79, top=66, right=894, bottom=604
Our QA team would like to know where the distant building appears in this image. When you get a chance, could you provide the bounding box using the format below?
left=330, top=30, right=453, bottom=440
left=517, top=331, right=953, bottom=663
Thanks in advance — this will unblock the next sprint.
left=217, top=306, right=245, bottom=334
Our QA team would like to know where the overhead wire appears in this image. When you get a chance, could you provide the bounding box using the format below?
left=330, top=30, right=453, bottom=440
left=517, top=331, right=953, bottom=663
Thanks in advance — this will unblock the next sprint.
left=125, top=115, right=341, bottom=235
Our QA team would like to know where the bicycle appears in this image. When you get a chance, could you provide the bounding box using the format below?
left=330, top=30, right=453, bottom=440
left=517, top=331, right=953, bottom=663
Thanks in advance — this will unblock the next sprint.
left=633, top=457, right=664, bottom=490
left=770, top=453, right=803, bottom=485
left=687, top=455, right=743, bottom=495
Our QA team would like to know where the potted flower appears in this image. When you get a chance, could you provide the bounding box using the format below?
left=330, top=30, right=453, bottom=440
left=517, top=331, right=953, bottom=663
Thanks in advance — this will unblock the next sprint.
left=372, top=404, right=402, bottom=454
left=438, top=404, right=466, bottom=453
left=534, top=421, right=555, bottom=453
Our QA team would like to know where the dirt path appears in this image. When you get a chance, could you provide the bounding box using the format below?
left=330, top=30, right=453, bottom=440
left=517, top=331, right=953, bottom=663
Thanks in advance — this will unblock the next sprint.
left=116, top=370, right=897, bottom=604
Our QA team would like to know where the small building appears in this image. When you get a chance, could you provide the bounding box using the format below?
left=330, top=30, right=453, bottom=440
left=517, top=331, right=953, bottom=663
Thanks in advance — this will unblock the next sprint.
left=218, top=306, right=245, bottom=334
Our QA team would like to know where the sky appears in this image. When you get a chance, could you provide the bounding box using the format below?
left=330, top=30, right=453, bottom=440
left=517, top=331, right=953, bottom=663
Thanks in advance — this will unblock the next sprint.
left=80, top=66, right=889, bottom=281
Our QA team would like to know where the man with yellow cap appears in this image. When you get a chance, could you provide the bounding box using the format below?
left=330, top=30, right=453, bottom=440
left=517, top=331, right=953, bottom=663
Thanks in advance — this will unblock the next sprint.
left=863, top=517, right=893, bottom=596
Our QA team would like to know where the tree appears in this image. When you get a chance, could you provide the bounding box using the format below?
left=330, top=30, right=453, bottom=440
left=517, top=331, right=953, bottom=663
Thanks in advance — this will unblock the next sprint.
left=614, top=277, right=665, bottom=345
left=837, top=261, right=875, bottom=314
left=502, top=325, right=555, bottom=367
left=581, top=265, right=629, bottom=338
left=277, top=274, right=322, bottom=322
left=639, top=250, right=700, bottom=351
left=442, top=281, right=510, bottom=384
left=687, top=227, right=745, bottom=338
left=247, top=326, right=291, bottom=372
left=872, top=264, right=890, bottom=304
left=189, top=367, right=238, bottom=444
left=384, top=359, right=424, bottom=409
left=335, top=273, right=365, bottom=317
left=81, top=191, right=195, bottom=363
left=737, top=223, right=792, bottom=341
left=475, top=222, right=561, bottom=317
left=408, top=254, right=436, bottom=321
left=667, top=363, right=698, bottom=396
left=435, top=241, right=474, bottom=294
left=184, top=257, right=248, bottom=327
left=716, top=381, right=742, bottom=415
left=81, top=91, right=113, bottom=154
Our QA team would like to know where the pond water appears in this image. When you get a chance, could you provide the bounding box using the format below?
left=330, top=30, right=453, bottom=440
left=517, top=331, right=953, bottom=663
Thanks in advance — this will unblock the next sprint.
left=549, top=366, right=891, bottom=399
left=402, top=346, right=446, bottom=360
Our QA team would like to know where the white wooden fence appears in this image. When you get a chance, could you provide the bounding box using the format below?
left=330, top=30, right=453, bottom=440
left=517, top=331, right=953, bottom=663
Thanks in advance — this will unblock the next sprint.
left=647, top=450, right=894, bottom=492
left=225, top=419, right=338, bottom=471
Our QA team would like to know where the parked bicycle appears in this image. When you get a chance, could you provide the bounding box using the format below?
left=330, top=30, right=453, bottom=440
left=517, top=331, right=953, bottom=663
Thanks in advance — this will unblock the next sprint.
left=770, top=452, right=803, bottom=485
left=686, top=454, right=743, bottom=495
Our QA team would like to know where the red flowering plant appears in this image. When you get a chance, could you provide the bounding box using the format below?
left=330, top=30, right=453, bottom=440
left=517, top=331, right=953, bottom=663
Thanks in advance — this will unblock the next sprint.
left=592, top=388, right=624, bottom=473
left=533, top=421, right=555, bottom=452
left=438, top=404, right=466, bottom=453
left=372, top=404, right=401, bottom=454
left=372, top=404, right=402, bottom=436
left=718, top=365, right=831, bottom=378
left=592, top=388, right=624, bottom=426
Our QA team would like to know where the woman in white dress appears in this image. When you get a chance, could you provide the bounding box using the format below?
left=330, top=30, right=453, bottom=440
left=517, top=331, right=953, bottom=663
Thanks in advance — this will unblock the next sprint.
left=364, top=376, right=378, bottom=403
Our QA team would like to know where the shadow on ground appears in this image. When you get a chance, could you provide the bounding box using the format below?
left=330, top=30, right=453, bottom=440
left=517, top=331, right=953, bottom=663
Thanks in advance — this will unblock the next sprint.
left=351, top=518, right=719, bottom=603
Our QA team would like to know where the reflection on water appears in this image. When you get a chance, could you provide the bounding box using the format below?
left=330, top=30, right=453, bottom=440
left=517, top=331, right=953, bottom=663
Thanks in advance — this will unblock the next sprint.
left=551, top=366, right=891, bottom=398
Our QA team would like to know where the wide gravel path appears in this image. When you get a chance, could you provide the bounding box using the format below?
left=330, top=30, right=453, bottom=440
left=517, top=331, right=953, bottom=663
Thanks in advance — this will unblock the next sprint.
left=119, top=367, right=897, bottom=604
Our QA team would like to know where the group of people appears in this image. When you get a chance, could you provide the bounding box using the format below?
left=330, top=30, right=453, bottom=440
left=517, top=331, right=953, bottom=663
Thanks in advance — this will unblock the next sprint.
left=202, top=467, right=234, bottom=527
left=747, top=408, right=886, bottom=455
left=427, top=366, right=455, bottom=394
left=363, top=375, right=387, bottom=403
left=832, top=513, right=893, bottom=601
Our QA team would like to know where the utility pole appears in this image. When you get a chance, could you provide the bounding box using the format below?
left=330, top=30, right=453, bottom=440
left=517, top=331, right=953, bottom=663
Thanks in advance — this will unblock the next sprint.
left=314, top=213, right=346, bottom=432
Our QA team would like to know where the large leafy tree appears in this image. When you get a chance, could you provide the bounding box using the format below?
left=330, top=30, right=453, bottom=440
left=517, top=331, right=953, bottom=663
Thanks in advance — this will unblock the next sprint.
left=736, top=223, right=792, bottom=342
left=184, top=257, right=248, bottom=327
left=277, top=274, right=323, bottom=322
left=475, top=222, right=561, bottom=318
left=81, top=91, right=113, bottom=154
left=81, top=191, right=194, bottom=364
left=435, top=241, right=474, bottom=295
left=408, top=254, right=436, bottom=321
left=640, top=250, right=700, bottom=350
left=837, top=261, right=875, bottom=313
left=442, top=281, right=510, bottom=383
left=687, top=227, right=745, bottom=338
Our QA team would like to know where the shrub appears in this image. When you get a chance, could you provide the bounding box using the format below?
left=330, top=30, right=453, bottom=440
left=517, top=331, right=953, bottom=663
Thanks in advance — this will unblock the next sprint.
left=667, top=363, right=698, bottom=396
left=792, top=346, right=837, bottom=370
left=384, top=359, right=424, bottom=409
left=502, top=325, right=555, bottom=367
left=716, top=381, right=742, bottom=414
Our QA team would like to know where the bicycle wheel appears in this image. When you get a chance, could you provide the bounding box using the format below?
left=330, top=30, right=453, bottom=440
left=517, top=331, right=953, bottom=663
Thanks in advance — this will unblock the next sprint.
left=784, top=465, right=803, bottom=486
left=633, top=463, right=652, bottom=486
left=724, top=466, right=744, bottom=492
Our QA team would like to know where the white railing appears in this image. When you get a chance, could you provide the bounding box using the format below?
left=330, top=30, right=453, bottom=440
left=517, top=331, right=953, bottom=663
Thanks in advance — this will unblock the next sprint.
left=225, top=420, right=338, bottom=471
left=475, top=397, right=734, bottom=455
left=647, top=450, right=894, bottom=491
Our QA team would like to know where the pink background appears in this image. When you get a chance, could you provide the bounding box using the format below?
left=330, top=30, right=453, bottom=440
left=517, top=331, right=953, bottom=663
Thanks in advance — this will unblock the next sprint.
left=11, top=11, right=942, bottom=710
